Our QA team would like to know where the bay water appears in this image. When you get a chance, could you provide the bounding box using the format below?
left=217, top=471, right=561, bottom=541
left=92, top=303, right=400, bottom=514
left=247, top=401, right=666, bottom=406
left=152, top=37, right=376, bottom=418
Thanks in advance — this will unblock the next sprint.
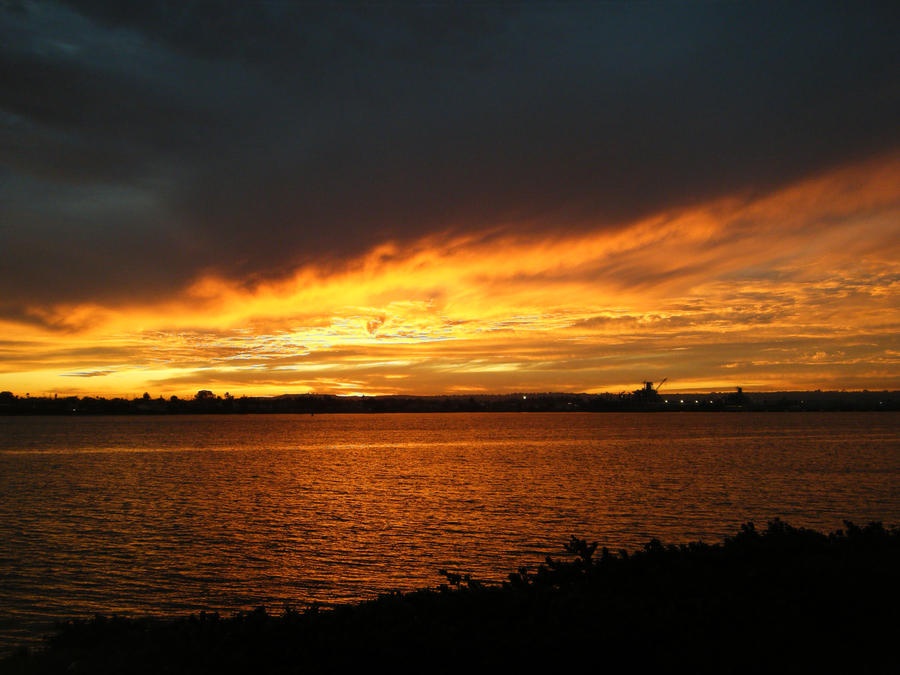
left=1, top=411, right=898, bottom=654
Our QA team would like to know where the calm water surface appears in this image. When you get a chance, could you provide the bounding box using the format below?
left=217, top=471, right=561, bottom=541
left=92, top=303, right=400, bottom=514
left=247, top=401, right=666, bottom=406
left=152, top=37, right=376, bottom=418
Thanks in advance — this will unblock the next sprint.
left=1, top=411, right=898, bottom=654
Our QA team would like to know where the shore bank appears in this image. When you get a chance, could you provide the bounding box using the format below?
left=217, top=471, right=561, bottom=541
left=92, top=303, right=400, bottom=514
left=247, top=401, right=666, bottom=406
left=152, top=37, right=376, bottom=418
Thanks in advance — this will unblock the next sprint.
left=3, top=519, right=897, bottom=674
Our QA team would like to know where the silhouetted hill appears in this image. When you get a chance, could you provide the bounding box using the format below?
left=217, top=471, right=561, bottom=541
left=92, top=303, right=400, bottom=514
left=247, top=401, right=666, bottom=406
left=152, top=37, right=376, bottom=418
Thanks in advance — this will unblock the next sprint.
left=3, top=520, right=897, bottom=674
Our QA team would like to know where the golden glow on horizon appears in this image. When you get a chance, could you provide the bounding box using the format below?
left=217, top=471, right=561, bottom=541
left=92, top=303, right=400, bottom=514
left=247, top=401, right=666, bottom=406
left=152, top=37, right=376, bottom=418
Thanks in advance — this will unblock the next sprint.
left=2, top=154, right=898, bottom=398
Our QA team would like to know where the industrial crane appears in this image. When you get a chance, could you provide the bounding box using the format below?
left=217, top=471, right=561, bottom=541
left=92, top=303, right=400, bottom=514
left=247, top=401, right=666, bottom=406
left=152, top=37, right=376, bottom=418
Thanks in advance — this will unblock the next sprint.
left=641, top=378, right=667, bottom=393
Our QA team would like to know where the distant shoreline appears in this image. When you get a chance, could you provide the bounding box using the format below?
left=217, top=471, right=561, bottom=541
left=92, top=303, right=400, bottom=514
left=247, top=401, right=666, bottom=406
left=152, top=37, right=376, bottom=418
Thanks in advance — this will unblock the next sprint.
left=1, top=389, right=897, bottom=415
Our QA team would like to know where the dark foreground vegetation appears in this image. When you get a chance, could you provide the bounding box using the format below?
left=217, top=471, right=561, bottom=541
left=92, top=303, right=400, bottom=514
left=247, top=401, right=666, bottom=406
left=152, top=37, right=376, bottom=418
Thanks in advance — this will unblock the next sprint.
left=3, top=520, right=898, bottom=674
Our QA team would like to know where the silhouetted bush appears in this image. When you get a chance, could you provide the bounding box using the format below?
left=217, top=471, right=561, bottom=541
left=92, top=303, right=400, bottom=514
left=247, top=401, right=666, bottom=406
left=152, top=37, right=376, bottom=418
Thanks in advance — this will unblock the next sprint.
left=3, top=520, right=897, bottom=674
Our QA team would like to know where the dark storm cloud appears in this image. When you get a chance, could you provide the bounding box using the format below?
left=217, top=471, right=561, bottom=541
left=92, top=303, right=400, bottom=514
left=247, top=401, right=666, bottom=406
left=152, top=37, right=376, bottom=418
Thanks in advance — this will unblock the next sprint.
left=2, top=0, right=898, bottom=315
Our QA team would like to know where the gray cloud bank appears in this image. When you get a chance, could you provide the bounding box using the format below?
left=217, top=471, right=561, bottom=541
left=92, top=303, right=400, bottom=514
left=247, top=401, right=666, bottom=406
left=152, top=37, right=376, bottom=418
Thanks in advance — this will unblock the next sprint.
left=2, top=0, right=898, bottom=319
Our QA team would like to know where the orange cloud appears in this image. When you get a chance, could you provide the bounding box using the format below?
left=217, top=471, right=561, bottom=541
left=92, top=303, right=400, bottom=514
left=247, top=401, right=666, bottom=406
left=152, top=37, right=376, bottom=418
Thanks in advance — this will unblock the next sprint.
left=2, top=154, right=898, bottom=398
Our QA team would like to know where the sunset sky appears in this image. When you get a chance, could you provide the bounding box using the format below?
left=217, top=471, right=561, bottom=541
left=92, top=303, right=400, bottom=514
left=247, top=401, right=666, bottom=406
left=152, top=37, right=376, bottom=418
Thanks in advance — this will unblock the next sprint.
left=2, top=1, right=898, bottom=399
